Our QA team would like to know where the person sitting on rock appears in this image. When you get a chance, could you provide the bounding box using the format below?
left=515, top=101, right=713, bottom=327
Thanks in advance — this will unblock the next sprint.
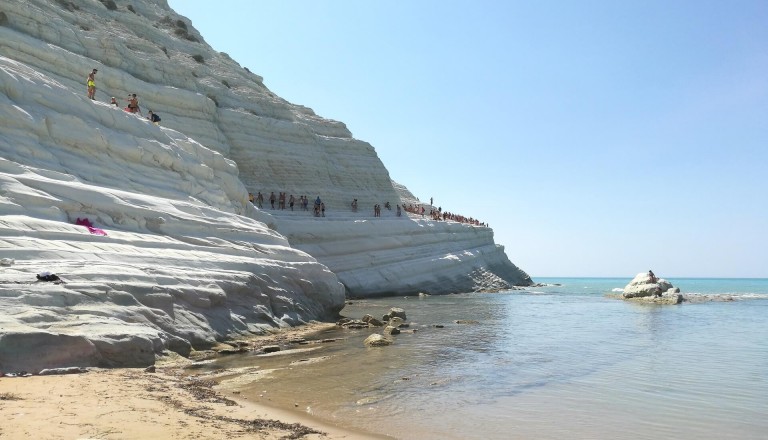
left=147, top=110, right=161, bottom=125
left=648, top=270, right=657, bottom=284
left=126, top=94, right=141, bottom=114
left=110, top=96, right=119, bottom=107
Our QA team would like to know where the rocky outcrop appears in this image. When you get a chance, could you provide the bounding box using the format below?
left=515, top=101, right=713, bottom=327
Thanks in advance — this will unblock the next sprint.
left=622, top=272, right=682, bottom=304
left=0, top=0, right=531, bottom=371
left=363, top=333, right=393, bottom=347
left=276, top=215, right=531, bottom=296
left=383, top=308, right=407, bottom=321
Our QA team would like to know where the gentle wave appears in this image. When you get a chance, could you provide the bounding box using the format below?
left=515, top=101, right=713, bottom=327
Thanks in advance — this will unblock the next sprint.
left=682, top=292, right=768, bottom=302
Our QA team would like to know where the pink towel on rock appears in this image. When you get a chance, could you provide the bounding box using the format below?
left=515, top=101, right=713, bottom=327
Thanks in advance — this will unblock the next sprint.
left=75, top=217, right=108, bottom=236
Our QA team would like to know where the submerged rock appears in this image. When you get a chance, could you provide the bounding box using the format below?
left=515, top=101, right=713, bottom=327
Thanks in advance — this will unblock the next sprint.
left=388, top=308, right=407, bottom=320
left=382, top=307, right=407, bottom=322
left=383, top=325, right=400, bottom=336
left=364, top=334, right=393, bottom=347
left=361, top=314, right=384, bottom=327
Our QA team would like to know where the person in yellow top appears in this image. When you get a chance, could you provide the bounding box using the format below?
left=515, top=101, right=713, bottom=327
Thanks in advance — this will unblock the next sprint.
left=87, top=68, right=97, bottom=100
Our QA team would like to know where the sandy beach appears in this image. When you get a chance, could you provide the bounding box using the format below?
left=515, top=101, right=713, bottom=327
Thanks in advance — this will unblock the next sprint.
left=0, top=324, right=387, bottom=440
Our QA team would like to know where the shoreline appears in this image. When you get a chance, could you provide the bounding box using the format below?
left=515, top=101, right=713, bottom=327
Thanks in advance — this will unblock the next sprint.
left=0, top=323, right=391, bottom=440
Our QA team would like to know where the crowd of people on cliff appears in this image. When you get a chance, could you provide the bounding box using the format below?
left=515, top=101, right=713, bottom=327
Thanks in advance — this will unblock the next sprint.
left=90, top=70, right=485, bottom=227
left=87, top=68, right=161, bottom=124
left=247, top=192, right=485, bottom=226
left=249, top=192, right=325, bottom=217
left=85, top=69, right=487, bottom=228
left=401, top=204, right=487, bottom=227
left=85, top=69, right=487, bottom=226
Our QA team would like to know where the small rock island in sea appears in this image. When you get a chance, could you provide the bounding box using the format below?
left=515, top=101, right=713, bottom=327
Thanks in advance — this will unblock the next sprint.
left=621, top=271, right=682, bottom=304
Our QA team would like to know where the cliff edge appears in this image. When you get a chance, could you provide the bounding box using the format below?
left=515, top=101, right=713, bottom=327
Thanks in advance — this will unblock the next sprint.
left=0, top=0, right=530, bottom=371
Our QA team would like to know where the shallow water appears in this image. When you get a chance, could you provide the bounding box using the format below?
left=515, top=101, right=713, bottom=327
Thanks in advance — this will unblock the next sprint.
left=202, top=278, right=768, bottom=439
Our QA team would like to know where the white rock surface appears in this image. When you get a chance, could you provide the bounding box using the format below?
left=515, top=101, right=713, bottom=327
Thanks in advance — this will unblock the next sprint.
left=622, top=272, right=675, bottom=299
left=0, top=0, right=530, bottom=370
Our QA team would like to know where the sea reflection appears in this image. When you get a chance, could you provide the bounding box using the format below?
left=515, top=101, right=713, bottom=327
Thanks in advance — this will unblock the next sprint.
left=198, top=288, right=768, bottom=440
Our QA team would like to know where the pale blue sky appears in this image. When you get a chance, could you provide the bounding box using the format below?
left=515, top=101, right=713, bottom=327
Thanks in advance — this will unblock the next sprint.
left=168, top=0, right=767, bottom=278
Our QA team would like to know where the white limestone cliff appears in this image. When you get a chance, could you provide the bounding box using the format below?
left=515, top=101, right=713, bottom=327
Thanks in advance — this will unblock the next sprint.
left=0, top=0, right=530, bottom=371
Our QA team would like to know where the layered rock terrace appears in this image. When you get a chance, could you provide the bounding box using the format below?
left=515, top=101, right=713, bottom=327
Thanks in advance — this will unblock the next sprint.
left=0, top=0, right=530, bottom=371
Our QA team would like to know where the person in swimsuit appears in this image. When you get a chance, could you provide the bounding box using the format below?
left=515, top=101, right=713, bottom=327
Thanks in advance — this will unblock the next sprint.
left=87, top=69, right=97, bottom=100
left=147, top=110, right=161, bottom=124
left=127, top=94, right=141, bottom=114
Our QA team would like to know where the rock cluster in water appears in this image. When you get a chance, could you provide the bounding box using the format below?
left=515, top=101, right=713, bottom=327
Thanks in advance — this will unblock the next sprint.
left=622, top=272, right=682, bottom=304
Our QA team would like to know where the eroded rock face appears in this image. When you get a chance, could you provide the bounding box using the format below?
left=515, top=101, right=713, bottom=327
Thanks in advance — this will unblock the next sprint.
left=383, top=326, right=400, bottom=336
left=0, top=0, right=531, bottom=370
left=622, top=272, right=674, bottom=298
left=0, top=331, right=101, bottom=373
left=621, top=272, right=682, bottom=304
left=276, top=190, right=533, bottom=296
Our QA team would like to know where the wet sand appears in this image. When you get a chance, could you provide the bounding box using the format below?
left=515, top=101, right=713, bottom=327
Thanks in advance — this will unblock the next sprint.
left=0, top=323, right=389, bottom=440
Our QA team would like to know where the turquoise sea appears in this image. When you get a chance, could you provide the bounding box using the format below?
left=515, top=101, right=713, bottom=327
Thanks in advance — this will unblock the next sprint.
left=205, top=278, right=768, bottom=439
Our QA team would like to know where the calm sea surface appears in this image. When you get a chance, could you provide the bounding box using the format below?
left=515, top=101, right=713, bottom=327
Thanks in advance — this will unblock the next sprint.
left=203, top=278, right=768, bottom=439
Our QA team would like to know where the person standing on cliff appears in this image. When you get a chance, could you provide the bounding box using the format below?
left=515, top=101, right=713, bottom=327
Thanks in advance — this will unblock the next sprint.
left=256, top=192, right=264, bottom=208
left=87, top=68, right=97, bottom=100
left=269, top=192, right=276, bottom=209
